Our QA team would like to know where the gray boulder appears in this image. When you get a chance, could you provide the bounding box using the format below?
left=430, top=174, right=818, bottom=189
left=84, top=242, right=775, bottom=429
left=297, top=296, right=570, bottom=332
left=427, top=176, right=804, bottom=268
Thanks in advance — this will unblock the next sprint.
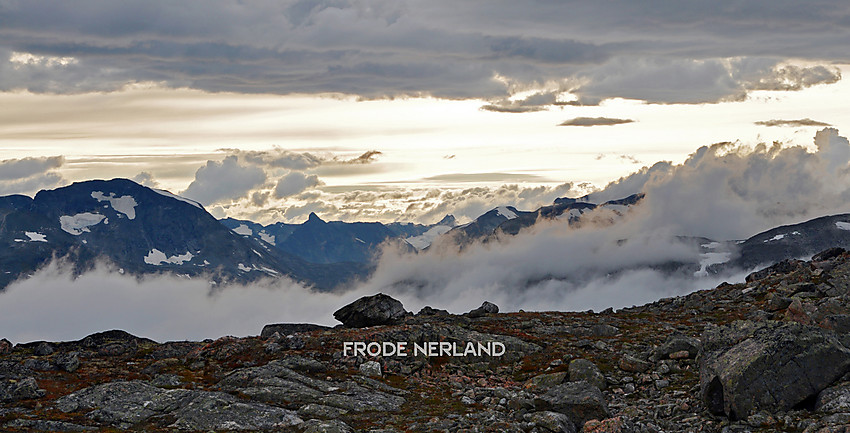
left=467, top=301, right=499, bottom=318
left=568, top=359, right=606, bottom=391
left=55, top=352, right=81, bottom=373
left=653, top=333, right=701, bottom=361
left=533, top=381, right=610, bottom=428
left=700, top=320, right=850, bottom=420
left=0, top=377, right=46, bottom=402
left=359, top=361, right=382, bottom=377
left=334, top=293, right=408, bottom=328
left=34, top=342, right=54, bottom=356
left=816, top=384, right=850, bottom=414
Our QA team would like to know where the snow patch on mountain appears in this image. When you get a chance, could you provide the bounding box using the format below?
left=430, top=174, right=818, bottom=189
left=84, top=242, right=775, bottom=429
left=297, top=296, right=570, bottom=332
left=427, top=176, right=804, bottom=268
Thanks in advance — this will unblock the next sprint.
left=152, top=189, right=203, bottom=209
left=496, top=206, right=517, bottom=220
left=258, top=230, right=275, bottom=245
left=405, top=225, right=453, bottom=249
left=144, top=249, right=194, bottom=266
left=25, top=232, right=47, bottom=242
left=91, top=191, right=137, bottom=219
left=764, top=234, right=786, bottom=242
left=232, top=224, right=253, bottom=236
left=60, top=213, right=106, bottom=235
left=556, top=208, right=588, bottom=221
left=836, top=222, right=850, bottom=231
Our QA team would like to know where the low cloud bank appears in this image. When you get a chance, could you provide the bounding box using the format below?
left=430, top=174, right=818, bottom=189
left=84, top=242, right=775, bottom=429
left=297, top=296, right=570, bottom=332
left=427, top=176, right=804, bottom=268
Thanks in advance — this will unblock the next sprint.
left=0, top=254, right=744, bottom=344
left=4, top=129, right=849, bottom=343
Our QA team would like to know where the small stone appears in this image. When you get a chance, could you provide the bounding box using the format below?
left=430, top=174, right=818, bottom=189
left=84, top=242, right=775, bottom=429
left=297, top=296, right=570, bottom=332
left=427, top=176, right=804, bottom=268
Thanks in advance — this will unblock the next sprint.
left=0, top=338, right=11, bottom=355
left=618, top=354, right=652, bottom=373
left=655, top=379, right=669, bottom=390
left=359, top=361, right=382, bottom=377
left=525, top=411, right=576, bottom=433
left=461, top=395, right=475, bottom=405
left=668, top=350, right=690, bottom=360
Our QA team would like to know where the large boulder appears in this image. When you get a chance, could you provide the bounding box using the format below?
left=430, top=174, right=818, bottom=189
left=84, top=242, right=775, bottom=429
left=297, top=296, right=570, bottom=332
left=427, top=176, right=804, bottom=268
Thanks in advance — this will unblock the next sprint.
left=333, top=293, right=408, bottom=328
left=653, top=333, right=701, bottom=361
left=700, top=320, right=850, bottom=420
left=467, top=301, right=499, bottom=318
left=0, top=377, right=46, bottom=402
left=533, top=381, right=610, bottom=428
left=569, top=359, right=606, bottom=391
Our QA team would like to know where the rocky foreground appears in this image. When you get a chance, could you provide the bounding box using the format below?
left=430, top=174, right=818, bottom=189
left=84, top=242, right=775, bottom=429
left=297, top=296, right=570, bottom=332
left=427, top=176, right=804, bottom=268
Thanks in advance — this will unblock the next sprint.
left=5, top=250, right=850, bottom=432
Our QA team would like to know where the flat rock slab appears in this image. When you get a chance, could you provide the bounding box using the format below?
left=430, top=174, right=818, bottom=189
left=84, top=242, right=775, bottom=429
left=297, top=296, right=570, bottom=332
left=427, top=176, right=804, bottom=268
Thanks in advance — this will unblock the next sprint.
left=55, top=380, right=302, bottom=430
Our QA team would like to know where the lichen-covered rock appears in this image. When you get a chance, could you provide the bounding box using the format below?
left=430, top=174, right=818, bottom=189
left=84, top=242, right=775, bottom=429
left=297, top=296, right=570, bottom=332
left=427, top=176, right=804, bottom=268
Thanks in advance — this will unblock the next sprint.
left=301, top=419, right=355, bottom=433
left=333, top=293, right=408, bottom=328
left=54, top=352, right=80, bottom=373
left=0, top=377, right=46, bottom=402
left=55, top=380, right=303, bottom=430
left=817, top=384, right=850, bottom=414
left=3, top=419, right=96, bottom=432
left=700, top=320, right=850, bottom=420
left=359, top=361, right=382, bottom=377
left=467, top=301, right=499, bottom=318
left=618, top=354, right=651, bottom=373
left=525, top=410, right=576, bottom=433
left=653, top=333, right=700, bottom=360
left=569, top=359, right=606, bottom=391
left=533, top=381, right=610, bottom=428
left=525, top=372, right=568, bottom=391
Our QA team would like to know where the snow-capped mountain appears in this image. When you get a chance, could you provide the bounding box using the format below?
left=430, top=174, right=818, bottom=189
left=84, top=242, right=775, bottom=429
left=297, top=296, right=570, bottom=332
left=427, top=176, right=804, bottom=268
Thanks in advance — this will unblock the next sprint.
left=221, top=213, right=458, bottom=262
left=0, top=179, right=367, bottom=291
left=441, top=193, right=644, bottom=247
left=718, top=214, right=850, bottom=273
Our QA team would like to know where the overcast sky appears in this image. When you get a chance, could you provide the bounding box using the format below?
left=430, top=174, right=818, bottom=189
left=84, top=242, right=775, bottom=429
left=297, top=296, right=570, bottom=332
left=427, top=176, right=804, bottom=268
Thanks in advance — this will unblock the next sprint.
left=2, top=0, right=850, bottom=224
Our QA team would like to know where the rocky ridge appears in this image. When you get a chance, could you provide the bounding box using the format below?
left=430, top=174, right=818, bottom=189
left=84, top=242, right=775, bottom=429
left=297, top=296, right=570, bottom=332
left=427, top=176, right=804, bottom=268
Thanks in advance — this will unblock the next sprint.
left=5, top=249, right=850, bottom=431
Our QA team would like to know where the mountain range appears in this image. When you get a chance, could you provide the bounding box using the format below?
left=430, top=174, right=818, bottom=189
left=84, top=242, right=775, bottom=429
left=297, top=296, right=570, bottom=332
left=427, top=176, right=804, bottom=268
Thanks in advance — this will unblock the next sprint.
left=3, top=178, right=850, bottom=291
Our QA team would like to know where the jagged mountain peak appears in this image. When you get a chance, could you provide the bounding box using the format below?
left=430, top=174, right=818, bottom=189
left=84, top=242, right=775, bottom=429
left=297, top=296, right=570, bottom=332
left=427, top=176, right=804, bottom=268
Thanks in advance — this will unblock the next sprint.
left=306, top=212, right=325, bottom=224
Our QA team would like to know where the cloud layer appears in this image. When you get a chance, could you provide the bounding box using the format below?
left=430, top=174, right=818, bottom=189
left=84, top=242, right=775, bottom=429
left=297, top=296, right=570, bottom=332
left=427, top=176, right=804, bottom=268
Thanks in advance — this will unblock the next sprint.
left=0, top=1, right=847, bottom=104
left=0, top=156, right=65, bottom=195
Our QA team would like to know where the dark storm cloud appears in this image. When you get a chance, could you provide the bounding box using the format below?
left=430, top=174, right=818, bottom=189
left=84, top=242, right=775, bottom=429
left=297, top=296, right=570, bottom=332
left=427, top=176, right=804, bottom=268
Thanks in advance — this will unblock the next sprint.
left=0, top=1, right=848, bottom=103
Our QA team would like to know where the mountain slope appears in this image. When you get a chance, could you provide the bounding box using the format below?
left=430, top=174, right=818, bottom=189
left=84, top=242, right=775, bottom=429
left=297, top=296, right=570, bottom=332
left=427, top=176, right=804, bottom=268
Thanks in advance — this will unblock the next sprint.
left=0, top=179, right=368, bottom=290
left=724, top=213, right=850, bottom=271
